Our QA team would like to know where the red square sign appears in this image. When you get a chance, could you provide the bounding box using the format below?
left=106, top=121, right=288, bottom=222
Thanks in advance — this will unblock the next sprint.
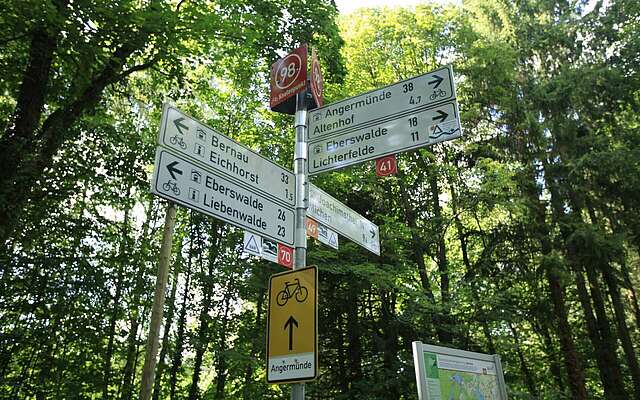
left=375, top=155, right=397, bottom=177
left=277, top=243, right=294, bottom=269
left=270, top=45, right=308, bottom=114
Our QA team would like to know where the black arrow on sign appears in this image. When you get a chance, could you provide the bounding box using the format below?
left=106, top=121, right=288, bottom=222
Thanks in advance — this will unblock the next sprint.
left=174, top=117, right=188, bottom=135
left=166, top=161, right=182, bottom=180
left=284, top=316, right=299, bottom=351
left=428, top=74, right=444, bottom=89
left=370, top=228, right=376, bottom=239
left=432, top=110, right=448, bottom=123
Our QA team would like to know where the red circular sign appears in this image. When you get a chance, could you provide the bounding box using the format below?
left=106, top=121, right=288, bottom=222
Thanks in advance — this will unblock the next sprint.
left=274, top=53, right=302, bottom=90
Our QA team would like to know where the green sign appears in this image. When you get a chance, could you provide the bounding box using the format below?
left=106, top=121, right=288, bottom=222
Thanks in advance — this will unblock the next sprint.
left=412, top=342, right=508, bottom=400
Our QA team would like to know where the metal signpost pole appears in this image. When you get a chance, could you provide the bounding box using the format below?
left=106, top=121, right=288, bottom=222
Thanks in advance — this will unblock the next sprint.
left=291, top=91, right=308, bottom=399
left=139, top=202, right=177, bottom=400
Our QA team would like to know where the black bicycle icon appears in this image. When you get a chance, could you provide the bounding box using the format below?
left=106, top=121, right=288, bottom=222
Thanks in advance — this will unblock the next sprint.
left=169, top=134, right=187, bottom=149
left=429, top=88, right=446, bottom=100
left=162, top=180, right=180, bottom=195
left=276, top=278, right=308, bottom=306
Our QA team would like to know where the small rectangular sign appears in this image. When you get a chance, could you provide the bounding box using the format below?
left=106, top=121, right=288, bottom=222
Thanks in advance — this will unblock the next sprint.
left=277, top=244, right=293, bottom=269
left=308, top=101, right=460, bottom=175
left=306, top=218, right=319, bottom=239
left=308, top=184, right=379, bottom=255
left=158, top=104, right=295, bottom=208
left=375, top=154, right=397, bottom=177
left=152, top=149, right=295, bottom=245
left=267, top=266, right=318, bottom=383
left=316, top=222, right=339, bottom=250
left=308, top=66, right=455, bottom=141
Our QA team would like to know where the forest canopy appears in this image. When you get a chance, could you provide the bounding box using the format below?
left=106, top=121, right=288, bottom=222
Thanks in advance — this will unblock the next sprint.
left=0, top=0, right=639, bottom=399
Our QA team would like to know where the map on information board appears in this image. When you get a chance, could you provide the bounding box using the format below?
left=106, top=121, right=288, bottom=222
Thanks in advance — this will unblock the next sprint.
left=423, top=352, right=500, bottom=400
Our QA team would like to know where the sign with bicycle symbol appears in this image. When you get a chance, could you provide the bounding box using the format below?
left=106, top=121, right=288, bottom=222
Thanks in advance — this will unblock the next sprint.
left=267, top=266, right=317, bottom=384
left=276, top=278, right=308, bottom=306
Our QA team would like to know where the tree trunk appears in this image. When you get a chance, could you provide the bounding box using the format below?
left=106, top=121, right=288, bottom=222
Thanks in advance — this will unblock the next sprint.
left=0, top=7, right=62, bottom=243
left=525, top=166, right=588, bottom=399
left=508, top=322, right=537, bottom=398
left=560, top=191, right=629, bottom=399
left=103, top=205, right=131, bottom=400
left=214, top=275, right=235, bottom=399
left=584, top=262, right=629, bottom=399
left=428, top=169, right=453, bottom=345
left=598, top=202, right=640, bottom=331
left=573, top=266, right=622, bottom=396
left=594, top=201, right=640, bottom=387
left=546, top=266, right=588, bottom=399
left=346, top=287, right=363, bottom=396
left=448, top=177, right=495, bottom=353
left=151, top=248, right=183, bottom=400
left=380, top=288, right=400, bottom=400
left=397, top=167, right=439, bottom=342
left=120, top=198, right=157, bottom=400
left=187, top=222, right=221, bottom=400
left=600, top=262, right=640, bottom=399
left=242, top=282, right=266, bottom=400
left=169, top=215, right=196, bottom=400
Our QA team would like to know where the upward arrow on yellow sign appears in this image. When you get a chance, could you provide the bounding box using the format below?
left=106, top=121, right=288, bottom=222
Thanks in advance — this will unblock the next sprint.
left=266, top=266, right=318, bottom=384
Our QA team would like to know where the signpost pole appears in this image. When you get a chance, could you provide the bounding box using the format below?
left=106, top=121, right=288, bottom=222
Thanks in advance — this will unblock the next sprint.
left=292, top=91, right=308, bottom=399
left=139, top=202, right=177, bottom=400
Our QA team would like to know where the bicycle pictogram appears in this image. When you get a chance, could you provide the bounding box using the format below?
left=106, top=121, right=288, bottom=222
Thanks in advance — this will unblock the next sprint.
left=170, top=134, right=187, bottom=149
left=276, top=278, right=308, bottom=306
left=429, top=88, right=446, bottom=100
left=162, top=180, right=180, bottom=195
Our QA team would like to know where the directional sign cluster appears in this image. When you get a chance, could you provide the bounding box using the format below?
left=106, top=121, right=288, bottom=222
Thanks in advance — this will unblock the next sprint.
left=307, top=66, right=461, bottom=175
left=151, top=105, right=296, bottom=245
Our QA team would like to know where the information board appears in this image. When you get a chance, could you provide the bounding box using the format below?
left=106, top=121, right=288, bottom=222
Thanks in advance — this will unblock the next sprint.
left=412, top=342, right=508, bottom=400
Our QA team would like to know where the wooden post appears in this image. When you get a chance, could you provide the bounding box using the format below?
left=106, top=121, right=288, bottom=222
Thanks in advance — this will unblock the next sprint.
left=139, top=202, right=177, bottom=400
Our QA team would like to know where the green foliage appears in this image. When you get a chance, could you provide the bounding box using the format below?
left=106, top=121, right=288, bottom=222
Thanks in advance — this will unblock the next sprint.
left=2, top=0, right=640, bottom=399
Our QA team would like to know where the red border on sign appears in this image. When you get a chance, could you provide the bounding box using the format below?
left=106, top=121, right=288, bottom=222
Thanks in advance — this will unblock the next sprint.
left=310, top=48, right=323, bottom=108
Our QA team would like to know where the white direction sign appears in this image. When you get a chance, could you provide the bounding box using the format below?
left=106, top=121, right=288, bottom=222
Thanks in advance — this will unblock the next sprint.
left=152, top=149, right=295, bottom=245
left=309, top=101, right=460, bottom=175
left=308, top=65, right=455, bottom=141
left=308, top=184, right=379, bottom=255
left=307, top=66, right=461, bottom=175
left=159, top=104, right=295, bottom=208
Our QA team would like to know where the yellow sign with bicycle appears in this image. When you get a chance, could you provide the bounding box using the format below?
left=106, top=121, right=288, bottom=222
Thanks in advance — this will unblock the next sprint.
left=266, top=265, right=317, bottom=383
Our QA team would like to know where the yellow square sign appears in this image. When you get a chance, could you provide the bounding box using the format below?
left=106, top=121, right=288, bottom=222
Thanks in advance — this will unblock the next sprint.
left=266, top=266, right=317, bottom=383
